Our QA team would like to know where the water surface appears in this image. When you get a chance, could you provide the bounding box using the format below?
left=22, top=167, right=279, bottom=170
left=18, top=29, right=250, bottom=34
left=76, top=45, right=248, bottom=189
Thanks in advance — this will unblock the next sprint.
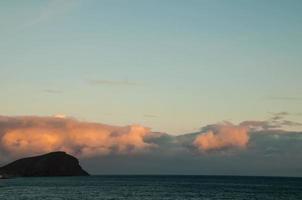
left=1, top=175, right=302, bottom=200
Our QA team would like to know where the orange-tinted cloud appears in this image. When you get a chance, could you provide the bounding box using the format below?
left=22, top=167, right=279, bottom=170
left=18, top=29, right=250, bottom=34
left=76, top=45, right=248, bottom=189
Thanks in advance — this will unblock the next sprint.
left=1, top=115, right=300, bottom=162
left=193, top=123, right=249, bottom=151
left=0, top=116, right=155, bottom=159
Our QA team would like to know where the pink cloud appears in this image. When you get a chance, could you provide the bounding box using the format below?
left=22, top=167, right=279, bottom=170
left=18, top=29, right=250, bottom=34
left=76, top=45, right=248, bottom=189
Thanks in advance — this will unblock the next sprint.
left=0, top=116, right=156, bottom=159
left=193, top=123, right=249, bottom=151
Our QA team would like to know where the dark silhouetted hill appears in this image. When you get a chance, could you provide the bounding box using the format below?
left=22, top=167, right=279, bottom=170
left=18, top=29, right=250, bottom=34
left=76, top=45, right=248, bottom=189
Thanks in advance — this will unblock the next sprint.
left=0, top=152, right=89, bottom=178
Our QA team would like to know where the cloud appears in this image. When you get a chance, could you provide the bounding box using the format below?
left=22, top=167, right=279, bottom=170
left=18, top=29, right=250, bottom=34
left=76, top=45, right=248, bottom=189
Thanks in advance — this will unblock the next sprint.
left=239, top=112, right=302, bottom=131
left=19, top=0, right=78, bottom=29
left=193, top=122, right=249, bottom=151
left=239, top=120, right=276, bottom=131
left=0, top=116, right=156, bottom=160
left=143, top=114, right=158, bottom=118
left=193, top=112, right=302, bottom=152
left=272, top=112, right=289, bottom=116
left=88, top=79, right=139, bottom=86
left=280, top=120, right=302, bottom=127
left=53, top=114, right=67, bottom=119
left=43, top=89, right=62, bottom=94
left=0, top=114, right=302, bottom=176
left=268, top=97, right=302, bottom=101
left=269, top=111, right=289, bottom=121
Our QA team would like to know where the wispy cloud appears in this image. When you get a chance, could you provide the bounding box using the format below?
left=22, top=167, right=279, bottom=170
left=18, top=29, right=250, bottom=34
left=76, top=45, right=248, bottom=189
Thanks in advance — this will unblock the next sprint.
left=269, top=111, right=290, bottom=121
left=239, top=112, right=302, bottom=131
left=268, top=96, right=302, bottom=101
left=280, top=120, right=302, bottom=127
left=88, top=79, right=140, bottom=86
left=19, top=0, right=78, bottom=29
left=143, top=114, right=158, bottom=118
left=43, top=89, right=62, bottom=94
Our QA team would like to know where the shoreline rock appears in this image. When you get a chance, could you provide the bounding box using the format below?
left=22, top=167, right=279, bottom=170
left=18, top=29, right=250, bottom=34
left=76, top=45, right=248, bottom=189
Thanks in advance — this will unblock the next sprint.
left=0, top=152, right=89, bottom=178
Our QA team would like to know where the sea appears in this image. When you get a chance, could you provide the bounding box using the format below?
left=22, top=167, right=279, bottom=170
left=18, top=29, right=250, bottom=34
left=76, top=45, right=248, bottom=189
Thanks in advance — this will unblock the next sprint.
left=0, top=175, right=302, bottom=200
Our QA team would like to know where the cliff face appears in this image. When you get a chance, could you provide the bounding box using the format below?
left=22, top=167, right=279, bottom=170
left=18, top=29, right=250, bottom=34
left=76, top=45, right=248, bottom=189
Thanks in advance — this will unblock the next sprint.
left=0, top=152, right=89, bottom=178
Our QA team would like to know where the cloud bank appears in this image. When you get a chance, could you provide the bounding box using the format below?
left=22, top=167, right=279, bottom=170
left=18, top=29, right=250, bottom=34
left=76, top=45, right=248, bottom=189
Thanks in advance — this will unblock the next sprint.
left=192, top=113, right=302, bottom=152
left=0, top=116, right=156, bottom=160
left=0, top=114, right=302, bottom=176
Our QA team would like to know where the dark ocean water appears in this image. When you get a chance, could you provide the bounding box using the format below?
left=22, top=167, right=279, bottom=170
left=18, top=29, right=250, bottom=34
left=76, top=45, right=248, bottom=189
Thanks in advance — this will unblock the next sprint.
left=0, top=175, right=302, bottom=200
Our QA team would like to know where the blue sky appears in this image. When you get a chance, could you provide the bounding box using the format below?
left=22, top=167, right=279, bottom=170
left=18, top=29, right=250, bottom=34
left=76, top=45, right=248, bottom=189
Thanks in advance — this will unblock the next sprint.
left=0, top=0, right=302, bottom=134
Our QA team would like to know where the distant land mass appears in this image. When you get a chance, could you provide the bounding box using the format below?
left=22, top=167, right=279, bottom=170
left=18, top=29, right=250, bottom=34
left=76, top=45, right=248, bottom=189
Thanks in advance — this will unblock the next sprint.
left=0, top=151, right=89, bottom=178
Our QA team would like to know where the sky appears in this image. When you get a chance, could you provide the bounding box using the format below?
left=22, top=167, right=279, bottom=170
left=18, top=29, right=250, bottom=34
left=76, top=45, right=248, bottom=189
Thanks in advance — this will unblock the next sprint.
left=0, top=0, right=302, bottom=176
